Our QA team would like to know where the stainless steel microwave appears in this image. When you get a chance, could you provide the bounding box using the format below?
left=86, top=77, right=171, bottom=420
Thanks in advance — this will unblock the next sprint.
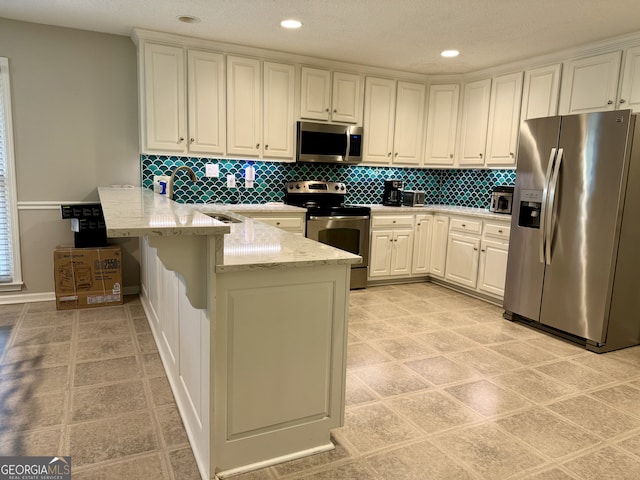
left=296, top=121, right=363, bottom=164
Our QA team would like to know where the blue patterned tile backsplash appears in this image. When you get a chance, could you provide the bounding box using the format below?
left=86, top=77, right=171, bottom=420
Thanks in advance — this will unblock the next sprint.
left=141, top=155, right=516, bottom=208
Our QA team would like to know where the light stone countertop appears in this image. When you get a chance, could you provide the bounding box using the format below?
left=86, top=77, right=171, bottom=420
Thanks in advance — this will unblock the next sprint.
left=362, top=204, right=512, bottom=221
left=98, top=187, right=361, bottom=272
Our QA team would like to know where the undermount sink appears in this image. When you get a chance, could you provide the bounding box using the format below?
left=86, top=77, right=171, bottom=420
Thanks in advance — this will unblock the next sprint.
left=202, top=212, right=242, bottom=224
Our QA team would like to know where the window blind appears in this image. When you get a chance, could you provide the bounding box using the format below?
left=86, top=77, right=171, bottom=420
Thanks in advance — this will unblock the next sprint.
left=0, top=58, right=19, bottom=285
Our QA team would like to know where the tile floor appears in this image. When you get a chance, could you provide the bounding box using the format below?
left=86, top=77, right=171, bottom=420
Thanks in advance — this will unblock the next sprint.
left=1, top=283, right=640, bottom=479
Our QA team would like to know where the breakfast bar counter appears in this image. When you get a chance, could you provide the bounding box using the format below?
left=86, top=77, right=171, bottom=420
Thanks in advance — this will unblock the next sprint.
left=98, top=187, right=359, bottom=479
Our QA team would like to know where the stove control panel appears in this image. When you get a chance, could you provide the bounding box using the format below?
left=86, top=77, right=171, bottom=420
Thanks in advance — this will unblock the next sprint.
left=286, top=181, right=347, bottom=194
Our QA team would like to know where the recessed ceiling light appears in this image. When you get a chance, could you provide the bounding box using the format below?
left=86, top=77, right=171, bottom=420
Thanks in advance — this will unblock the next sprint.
left=280, top=19, right=302, bottom=29
left=441, top=50, right=460, bottom=58
left=177, top=15, right=201, bottom=24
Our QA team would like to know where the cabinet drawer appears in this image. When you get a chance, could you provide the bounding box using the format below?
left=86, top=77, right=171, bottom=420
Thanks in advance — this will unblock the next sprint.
left=371, top=215, right=414, bottom=229
left=449, top=217, right=482, bottom=234
left=484, top=222, right=511, bottom=240
left=257, top=217, right=304, bottom=230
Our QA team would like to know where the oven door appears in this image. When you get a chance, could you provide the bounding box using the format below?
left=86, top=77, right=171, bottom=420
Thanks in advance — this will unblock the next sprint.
left=306, top=215, right=370, bottom=289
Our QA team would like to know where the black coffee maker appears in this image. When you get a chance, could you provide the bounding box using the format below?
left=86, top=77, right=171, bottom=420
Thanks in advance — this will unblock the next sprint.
left=382, top=180, right=403, bottom=206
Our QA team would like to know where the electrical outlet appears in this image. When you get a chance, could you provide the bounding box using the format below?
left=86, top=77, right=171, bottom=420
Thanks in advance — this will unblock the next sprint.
left=226, top=174, right=236, bottom=188
left=205, top=163, right=219, bottom=178
left=153, top=175, right=170, bottom=194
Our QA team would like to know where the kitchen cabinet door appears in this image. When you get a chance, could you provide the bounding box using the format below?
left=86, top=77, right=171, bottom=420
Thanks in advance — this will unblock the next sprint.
left=445, top=232, right=480, bottom=288
left=331, top=72, right=361, bottom=124
left=390, top=230, right=414, bottom=276
left=143, top=43, right=186, bottom=153
left=363, top=77, right=397, bottom=163
left=412, top=214, right=433, bottom=274
left=187, top=50, right=226, bottom=155
left=477, top=238, right=509, bottom=297
left=485, top=71, right=523, bottom=167
left=459, top=78, right=491, bottom=166
left=429, top=215, right=449, bottom=278
left=392, top=81, right=426, bottom=165
left=227, top=55, right=262, bottom=156
left=618, top=45, right=640, bottom=113
left=369, top=230, right=393, bottom=277
left=262, top=61, right=295, bottom=159
left=424, top=84, right=460, bottom=166
left=521, top=63, right=562, bottom=121
left=300, top=67, right=332, bottom=121
left=558, top=51, right=622, bottom=114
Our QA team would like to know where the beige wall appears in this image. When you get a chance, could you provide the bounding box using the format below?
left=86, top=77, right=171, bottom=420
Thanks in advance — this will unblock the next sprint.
left=0, top=17, right=140, bottom=298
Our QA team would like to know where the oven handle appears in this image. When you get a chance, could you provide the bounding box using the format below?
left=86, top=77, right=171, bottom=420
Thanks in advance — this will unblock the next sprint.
left=308, top=215, right=370, bottom=221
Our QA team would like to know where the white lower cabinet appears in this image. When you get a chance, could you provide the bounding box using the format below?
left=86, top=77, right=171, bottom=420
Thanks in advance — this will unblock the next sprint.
left=445, top=232, right=481, bottom=288
left=412, top=214, right=434, bottom=275
left=477, top=238, right=509, bottom=297
left=368, top=211, right=510, bottom=300
left=429, top=215, right=449, bottom=278
left=369, top=214, right=415, bottom=278
left=239, top=212, right=306, bottom=235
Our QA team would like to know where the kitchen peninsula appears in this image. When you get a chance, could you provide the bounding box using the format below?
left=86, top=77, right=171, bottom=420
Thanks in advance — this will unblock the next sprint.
left=98, top=186, right=361, bottom=479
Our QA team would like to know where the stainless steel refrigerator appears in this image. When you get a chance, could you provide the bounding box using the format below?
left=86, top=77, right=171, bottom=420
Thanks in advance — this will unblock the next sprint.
left=504, top=110, right=640, bottom=353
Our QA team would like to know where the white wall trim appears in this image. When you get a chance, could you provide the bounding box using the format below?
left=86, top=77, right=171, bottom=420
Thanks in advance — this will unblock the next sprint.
left=0, top=291, right=55, bottom=304
left=0, top=286, right=139, bottom=304
left=17, top=201, right=95, bottom=210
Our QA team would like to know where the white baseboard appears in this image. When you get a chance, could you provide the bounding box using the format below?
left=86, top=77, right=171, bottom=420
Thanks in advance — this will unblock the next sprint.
left=0, top=286, right=140, bottom=305
left=0, top=291, right=55, bottom=304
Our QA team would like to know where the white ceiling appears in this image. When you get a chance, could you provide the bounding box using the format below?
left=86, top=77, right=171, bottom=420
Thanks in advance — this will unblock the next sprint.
left=3, top=0, right=640, bottom=74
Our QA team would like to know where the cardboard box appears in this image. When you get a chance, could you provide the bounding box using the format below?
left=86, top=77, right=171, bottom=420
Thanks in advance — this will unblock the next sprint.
left=54, top=245, right=123, bottom=310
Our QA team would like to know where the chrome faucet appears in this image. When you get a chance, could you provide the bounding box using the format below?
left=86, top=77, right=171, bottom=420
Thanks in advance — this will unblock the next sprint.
left=168, top=166, right=197, bottom=201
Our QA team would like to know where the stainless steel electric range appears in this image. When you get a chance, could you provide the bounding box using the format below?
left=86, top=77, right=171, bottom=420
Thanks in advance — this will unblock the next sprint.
left=284, top=181, right=371, bottom=289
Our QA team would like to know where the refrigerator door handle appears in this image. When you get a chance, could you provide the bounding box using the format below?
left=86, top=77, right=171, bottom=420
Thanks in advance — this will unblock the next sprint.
left=545, top=147, right=564, bottom=265
left=540, top=148, right=557, bottom=263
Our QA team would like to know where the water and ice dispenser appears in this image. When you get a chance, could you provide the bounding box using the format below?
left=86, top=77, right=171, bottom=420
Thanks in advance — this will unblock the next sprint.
left=518, top=189, right=543, bottom=229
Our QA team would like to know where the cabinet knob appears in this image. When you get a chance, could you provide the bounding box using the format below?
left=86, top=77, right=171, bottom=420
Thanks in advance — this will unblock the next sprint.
left=620, top=99, right=626, bottom=104
left=474, top=247, right=478, bottom=251
left=387, top=152, right=392, bottom=157
left=461, top=224, right=466, bottom=227
left=509, top=152, right=514, bottom=157
left=481, top=249, right=486, bottom=252
left=276, top=222, right=280, bottom=225
left=392, top=220, right=396, bottom=223
left=265, top=144, right=269, bottom=150
left=325, top=108, right=330, bottom=112
left=256, top=143, right=260, bottom=149
left=190, top=137, right=195, bottom=143
left=333, top=109, right=337, bottom=113
left=498, top=229, right=503, bottom=233
left=178, top=137, right=184, bottom=143
left=394, top=152, right=398, bottom=157
left=449, top=153, right=454, bottom=159
left=479, top=153, right=483, bottom=159
left=607, top=100, right=613, bottom=105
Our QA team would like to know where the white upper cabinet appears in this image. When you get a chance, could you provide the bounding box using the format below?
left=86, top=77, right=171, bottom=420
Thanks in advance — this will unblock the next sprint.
left=485, top=71, right=523, bottom=167
left=459, top=78, right=492, bottom=166
left=227, top=55, right=262, bottom=156
left=394, top=81, right=426, bottom=165
left=558, top=51, right=622, bottom=114
left=520, top=64, right=562, bottom=121
left=331, top=72, right=362, bottom=123
left=143, top=43, right=187, bottom=153
left=300, top=67, right=361, bottom=123
left=262, top=61, right=295, bottom=159
left=363, top=77, right=426, bottom=165
left=187, top=50, right=226, bottom=155
left=424, top=84, right=460, bottom=166
left=363, top=77, right=397, bottom=163
left=227, top=56, right=295, bottom=159
left=618, top=45, right=640, bottom=112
